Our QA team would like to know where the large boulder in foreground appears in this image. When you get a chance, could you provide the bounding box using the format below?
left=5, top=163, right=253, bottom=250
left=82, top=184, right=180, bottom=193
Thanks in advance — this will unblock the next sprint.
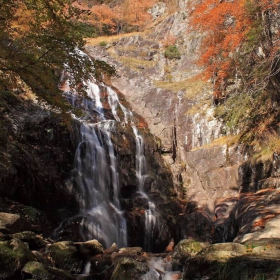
left=0, top=238, right=35, bottom=279
left=183, top=242, right=280, bottom=280
left=22, top=261, right=75, bottom=280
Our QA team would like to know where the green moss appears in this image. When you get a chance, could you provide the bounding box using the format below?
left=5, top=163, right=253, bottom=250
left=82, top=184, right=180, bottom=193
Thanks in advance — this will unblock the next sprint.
left=22, top=261, right=51, bottom=279
left=99, top=41, right=108, bottom=46
left=0, top=239, right=35, bottom=278
left=164, top=45, right=181, bottom=59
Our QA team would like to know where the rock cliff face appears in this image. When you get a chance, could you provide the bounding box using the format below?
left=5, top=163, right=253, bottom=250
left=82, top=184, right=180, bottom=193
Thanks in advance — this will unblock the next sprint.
left=0, top=84, right=183, bottom=251
left=86, top=1, right=280, bottom=243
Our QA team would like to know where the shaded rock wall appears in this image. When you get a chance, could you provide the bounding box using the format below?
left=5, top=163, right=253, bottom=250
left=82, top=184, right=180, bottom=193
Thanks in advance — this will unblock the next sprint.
left=0, top=100, right=80, bottom=224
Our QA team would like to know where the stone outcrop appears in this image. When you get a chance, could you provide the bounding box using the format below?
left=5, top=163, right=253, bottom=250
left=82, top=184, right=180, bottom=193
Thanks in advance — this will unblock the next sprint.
left=85, top=1, right=280, bottom=246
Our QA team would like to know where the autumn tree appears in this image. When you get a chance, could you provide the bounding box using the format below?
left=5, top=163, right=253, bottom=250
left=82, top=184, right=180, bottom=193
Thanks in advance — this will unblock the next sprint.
left=113, top=0, right=156, bottom=33
left=191, top=0, right=280, bottom=141
left=191, top=0, right=280, bottom=101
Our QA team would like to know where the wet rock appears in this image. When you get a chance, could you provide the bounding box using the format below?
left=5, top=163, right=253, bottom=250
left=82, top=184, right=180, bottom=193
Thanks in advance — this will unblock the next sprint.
left=111, top=247, right=143, bottom=263
left=75, top=239, right=104, bottom=259
left=22, top=261, right=75, bottom=280
left=47, top=241, right=83, bottom=274
left=172, top=239, right=209, bottom=270
left=0, top=212, right=32, bottom=234
left=111, top=257, right=149, bottom=280
left=12, top=231, right=46, bottom=250
left=0, top=238, right=35, bottom=279
left=104, top=243, right=119, bottom=254
left=89, top=252, right=113, bottom=277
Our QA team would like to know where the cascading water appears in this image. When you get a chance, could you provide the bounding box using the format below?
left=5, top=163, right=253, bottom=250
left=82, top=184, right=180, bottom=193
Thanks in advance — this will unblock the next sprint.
left=55, top=61, right=159, bottom=252
left=106, top=85, right=159, bottom=252
left=54, top=74, right=127, bottom=248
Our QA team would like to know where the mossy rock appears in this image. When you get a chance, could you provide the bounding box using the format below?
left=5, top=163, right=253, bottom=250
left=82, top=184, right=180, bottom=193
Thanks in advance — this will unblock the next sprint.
left=22, top=261, right=76, bottom=280
left=0, top=238, right=35, bottom=279
left=47, top=241, right=83, bottom=274
left=111, top=257, right=149, bottom=280
left=172, top=239, right=209, bottom=270
left=12, top=231, right=46, bottom=250
left=197, top=243, right=247, bottom=262
left=22, top=261, right=53, bottom=279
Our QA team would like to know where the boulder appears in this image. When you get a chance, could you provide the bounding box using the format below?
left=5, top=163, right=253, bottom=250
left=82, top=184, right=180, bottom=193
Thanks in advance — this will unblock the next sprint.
left=12, top=231, right=46, bottom=250
left=22, top=261, right=76, bottom=280
left=0, top=238, right=35, bottom=279
left=0, top=212, right=32, bottom=234
left=196, top=243, right=247, bottom=261
left=74, top=239, right=104, bottom=259
left=47, top=241, right=83, bottom=274
left=111, top=257, right=149, bottom=280
left=172, top=239, right=209, bottom=270
left=111, top=247, right=144, bottom=263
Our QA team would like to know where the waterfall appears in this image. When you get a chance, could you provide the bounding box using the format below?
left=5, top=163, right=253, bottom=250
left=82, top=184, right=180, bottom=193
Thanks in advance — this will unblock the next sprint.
left=55, top=62, right=158, bottom=251
left=132, top=126, right=158, bottom=252
left=106, top=86, right=159, bottom=252
left=73, top=121, right=127, bottom=248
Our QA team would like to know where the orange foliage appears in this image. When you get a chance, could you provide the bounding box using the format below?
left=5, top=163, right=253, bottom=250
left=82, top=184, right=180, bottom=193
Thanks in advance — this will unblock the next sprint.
left=91, top=4, right=116, bottom=33
left=191, top=0, right=280, bottom=99
left=191, top=0, right=250, bottom=81
left=113, top=0, right=156, bottom=32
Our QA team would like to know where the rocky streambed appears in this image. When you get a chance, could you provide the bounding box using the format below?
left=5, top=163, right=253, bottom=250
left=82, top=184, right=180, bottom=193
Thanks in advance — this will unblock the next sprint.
left=1, top=206, right=280, bottom=280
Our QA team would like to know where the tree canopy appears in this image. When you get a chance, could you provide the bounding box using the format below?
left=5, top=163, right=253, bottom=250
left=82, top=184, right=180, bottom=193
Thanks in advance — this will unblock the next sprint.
left=0, top=0, right=97, bottom=113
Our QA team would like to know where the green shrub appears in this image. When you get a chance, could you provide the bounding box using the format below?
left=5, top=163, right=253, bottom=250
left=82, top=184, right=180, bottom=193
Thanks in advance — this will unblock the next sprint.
left=99, top=41, right=107, bottom=47
left=164, top=45, right=181, bottom=59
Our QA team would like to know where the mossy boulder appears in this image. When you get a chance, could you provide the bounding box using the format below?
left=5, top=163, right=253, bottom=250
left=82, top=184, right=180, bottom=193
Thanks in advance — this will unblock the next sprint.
left=111, top=257, right=149, bottom=280
left=22, top=261, right=76, bottom=280
left=172, top=239, right=209, bottom=270
left=47, top=241, right=83, bottom=274
left=12, top=231, right=46, bottom=250
left=0, top=238, right=35, bottom=279
left=197, top=243, right=247, bottom=261
left=21, top=261, right=53, bottom=279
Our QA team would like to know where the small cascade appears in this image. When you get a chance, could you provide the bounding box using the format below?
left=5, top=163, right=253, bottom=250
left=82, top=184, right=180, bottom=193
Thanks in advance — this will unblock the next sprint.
left=132, top=126, right=159, bottom=252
